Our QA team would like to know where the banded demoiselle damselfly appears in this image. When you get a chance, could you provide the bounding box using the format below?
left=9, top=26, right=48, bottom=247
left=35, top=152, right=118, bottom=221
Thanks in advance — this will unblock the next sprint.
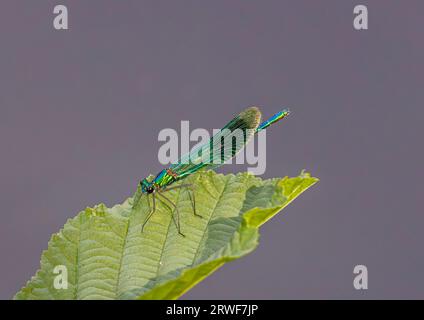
left=138, top=106, right=290, bottom=235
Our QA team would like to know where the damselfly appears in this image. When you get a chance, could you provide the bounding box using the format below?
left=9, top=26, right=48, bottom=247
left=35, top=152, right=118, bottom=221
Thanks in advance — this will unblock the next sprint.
left=138, top=106, right=290, bottom=235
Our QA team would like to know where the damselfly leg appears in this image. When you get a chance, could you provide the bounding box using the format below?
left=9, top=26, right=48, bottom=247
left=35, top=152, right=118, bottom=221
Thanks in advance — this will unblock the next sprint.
left=140, top=183, right=201, bottom=236
left=141, top=193, right=182, bottom=235
left=154, top=195, right=179, bottom=234
left=161, top=184, right=202, bottom=218
left=156, top=192, right=185, bottom=237
left=141, top=193, right=156, bottom=233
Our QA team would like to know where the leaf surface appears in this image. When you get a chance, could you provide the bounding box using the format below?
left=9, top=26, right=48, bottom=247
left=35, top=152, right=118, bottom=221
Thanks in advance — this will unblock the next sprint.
left=15, top=171, right=318, bottom=300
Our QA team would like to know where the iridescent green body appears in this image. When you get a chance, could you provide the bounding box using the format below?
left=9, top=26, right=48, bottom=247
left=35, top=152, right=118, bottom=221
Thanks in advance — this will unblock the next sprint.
left=256, top=109, right=290, bottom=132
left=138, top=106, right=290, bottom=235
left=140, top=106, right=290, bottom=194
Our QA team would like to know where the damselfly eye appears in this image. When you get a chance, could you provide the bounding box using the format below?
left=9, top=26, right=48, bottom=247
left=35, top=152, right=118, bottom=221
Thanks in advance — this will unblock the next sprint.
left=147, top=186, right=154, bottom=194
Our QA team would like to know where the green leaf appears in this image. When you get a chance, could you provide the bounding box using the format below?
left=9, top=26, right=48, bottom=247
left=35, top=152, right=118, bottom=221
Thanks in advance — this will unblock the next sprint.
left=14, top=170, right=318, bottom=300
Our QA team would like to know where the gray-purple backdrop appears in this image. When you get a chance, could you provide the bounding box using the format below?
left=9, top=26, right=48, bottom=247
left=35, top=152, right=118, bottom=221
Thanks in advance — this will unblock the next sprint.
left=1, top=0, right=423, bottom=299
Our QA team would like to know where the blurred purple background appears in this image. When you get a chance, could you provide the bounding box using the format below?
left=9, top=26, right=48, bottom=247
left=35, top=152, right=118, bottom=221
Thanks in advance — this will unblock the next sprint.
left=0, top=1, right=423, bottom=299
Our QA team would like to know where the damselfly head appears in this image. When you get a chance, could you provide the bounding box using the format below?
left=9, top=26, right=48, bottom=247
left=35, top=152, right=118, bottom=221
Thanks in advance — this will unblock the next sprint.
left=140, top=178, right=154, bottom=194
